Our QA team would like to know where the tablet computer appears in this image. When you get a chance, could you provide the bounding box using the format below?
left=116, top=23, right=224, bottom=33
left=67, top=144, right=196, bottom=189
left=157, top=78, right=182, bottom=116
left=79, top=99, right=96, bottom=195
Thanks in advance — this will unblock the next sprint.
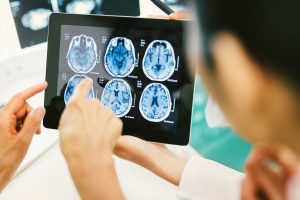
left=44, top=13, right=195, bottom=145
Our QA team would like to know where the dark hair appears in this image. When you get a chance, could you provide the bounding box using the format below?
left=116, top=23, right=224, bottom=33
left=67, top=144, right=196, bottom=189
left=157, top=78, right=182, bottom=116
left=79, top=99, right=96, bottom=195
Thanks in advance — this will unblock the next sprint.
left=195, top=0, right=300, bottom=95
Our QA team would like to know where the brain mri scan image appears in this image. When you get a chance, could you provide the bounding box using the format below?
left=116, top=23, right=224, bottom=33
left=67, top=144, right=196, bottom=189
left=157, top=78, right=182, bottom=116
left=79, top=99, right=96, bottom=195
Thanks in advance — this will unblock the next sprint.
left=66, top=34, right=98, bottom=73
left=64, top=74, right=94, bottom=104
left=21, top=8, right=52, bottom=31
left=104, top=37, right=136, bottom=77
left=101, top=79, right=133, bottom=117
left=143, top=40, right=176, bottom=81
left=139, top=83, right=172, bottom=122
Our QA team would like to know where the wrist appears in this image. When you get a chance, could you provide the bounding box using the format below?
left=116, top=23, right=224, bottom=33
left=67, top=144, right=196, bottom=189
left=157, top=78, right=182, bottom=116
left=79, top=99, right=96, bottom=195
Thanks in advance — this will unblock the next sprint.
left=65, top=149, right=114, bottom=170
left=145, top=147, right=187, bottom=186
left=0, top=147, right=28, bottom=191
left=61, top=141, right=113, bottom=163
left=0, top=163, right=15, bottom=191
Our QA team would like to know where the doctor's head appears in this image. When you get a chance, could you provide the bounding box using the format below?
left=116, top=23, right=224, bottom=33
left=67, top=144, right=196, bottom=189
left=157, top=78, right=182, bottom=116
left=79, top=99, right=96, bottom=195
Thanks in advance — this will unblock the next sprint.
left=189, top=0, right=300, bottom=151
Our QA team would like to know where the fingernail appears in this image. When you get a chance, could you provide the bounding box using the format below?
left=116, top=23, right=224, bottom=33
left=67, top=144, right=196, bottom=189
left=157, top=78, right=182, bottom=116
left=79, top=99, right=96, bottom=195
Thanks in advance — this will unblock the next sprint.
left=83, top=77, right=92, bottom=84
left=87, top=77, right=93, bottom=83
left=40, top=81, right=47, bottom=86
left=38, top=82, right=48, bottom=89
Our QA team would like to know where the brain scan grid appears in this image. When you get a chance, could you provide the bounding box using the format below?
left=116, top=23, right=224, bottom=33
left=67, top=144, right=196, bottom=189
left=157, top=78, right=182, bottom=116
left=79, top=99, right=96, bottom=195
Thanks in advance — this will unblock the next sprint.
left=104, top=37, right=136, bottom=77
left=143, top=40, right=176, bottom=81
left=139, top=83, right=172, bottom=122
left=66, top=34, right=98, bottom=73
left=60, top=27, right=177, bottom=122
left=64, top=74, right=94, bottom=104
left=53, top=21, right=193, bottom=143
left=101, top=79, right=133, bottom=117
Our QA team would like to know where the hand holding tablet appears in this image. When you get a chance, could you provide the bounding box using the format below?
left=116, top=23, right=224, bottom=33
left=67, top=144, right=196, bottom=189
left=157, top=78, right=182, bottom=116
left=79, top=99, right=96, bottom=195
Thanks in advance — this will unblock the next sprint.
left=44, top=13, right=195, bottom=145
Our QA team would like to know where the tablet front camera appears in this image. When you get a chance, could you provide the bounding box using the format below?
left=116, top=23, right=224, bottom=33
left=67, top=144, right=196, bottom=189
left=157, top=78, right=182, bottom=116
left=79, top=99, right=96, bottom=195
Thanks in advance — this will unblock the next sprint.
left=66, top=34, right=98, bottom=73
left=139, top=83, right=172, bottom=122
left=104, top=37, right=136, bottom=77
left=142, top=40, right=176, bottom=82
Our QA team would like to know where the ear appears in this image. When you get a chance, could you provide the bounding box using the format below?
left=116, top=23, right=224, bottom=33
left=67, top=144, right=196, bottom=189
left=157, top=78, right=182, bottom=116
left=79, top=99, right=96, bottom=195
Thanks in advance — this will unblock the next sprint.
left=210, top=32, right=267, bottom=113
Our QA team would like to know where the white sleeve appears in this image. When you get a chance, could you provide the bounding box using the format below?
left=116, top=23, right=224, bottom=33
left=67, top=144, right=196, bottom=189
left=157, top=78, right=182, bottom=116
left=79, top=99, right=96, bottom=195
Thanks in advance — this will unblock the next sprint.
left=177, top=156, right=244, bottom=200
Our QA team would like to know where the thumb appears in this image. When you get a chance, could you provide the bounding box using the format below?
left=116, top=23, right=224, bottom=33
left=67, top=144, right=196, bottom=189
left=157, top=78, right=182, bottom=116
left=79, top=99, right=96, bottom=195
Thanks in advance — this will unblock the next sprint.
left=19, top=107, right=45, bottom=139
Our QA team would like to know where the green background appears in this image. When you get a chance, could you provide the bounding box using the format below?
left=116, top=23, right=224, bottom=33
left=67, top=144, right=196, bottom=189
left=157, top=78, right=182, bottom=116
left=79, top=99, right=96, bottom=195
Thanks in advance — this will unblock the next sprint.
left=189, top=78, right=251, bottom=172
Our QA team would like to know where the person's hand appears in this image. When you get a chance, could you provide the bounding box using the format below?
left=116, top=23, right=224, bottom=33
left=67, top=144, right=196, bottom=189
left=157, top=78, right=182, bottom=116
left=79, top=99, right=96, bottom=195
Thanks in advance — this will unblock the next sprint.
left=169, top=11, right=192, bottom=20
left=59, top=78, right=124, bottom=200
left=115, top=136, right=187, bottom=186
left=59, top=78, right=123, bottom=161
left=114, top=10, right=190, bottom=186
left=115, top=135, right=166, bottom=165
left=0, top=82, right=47, bottom=191
left=241, top=144, right=299, bottom=200
left=149, top=11, right=192, bottom=20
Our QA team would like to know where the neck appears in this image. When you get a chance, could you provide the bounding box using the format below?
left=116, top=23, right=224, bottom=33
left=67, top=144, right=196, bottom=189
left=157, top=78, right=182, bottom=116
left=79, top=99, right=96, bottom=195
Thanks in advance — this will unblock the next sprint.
left=266, top=81, right=300, bottom=156
left=273, top=113, right=300, bottom=156
left=280, top=131, right=300, bottom=156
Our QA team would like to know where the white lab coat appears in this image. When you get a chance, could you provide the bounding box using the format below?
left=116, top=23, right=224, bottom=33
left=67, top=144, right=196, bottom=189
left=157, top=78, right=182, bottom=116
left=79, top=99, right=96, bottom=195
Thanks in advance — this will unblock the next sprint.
left=177, top=156, right=300, bottom=200
left=177, top=156, right=244, bottom=200
left=179, top=97, right=300, bottom=200
left=175, top=97, right=244, bottom=199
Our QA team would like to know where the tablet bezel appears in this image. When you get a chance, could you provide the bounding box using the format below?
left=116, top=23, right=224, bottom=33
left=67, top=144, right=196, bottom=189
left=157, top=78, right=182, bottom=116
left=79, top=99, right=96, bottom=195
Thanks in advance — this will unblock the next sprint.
left=44, top=13, right=194, bottom=145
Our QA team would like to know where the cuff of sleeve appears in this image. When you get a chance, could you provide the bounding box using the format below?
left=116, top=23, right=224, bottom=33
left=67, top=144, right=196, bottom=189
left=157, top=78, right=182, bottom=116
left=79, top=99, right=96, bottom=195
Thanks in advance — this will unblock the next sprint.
left=177, top=156, right=244, bottom=200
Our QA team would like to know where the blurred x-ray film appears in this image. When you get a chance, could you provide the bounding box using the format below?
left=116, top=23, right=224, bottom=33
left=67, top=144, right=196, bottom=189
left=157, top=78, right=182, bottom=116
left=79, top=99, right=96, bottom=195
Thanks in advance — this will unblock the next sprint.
left=161, top=0, right=189, bottom=12
left=9, top=0, right=140, bottom=48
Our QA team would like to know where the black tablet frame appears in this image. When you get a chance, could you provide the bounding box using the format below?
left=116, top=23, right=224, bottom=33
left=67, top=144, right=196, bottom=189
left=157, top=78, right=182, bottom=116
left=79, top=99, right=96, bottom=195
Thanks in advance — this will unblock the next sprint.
left=44, top=13, right=194, bottom=145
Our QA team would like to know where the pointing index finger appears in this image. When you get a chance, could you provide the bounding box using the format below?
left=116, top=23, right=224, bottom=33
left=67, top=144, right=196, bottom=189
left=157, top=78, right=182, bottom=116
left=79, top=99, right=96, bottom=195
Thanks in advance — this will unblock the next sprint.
left=5, top=82, right=48, bottom=113
left=72, top=78, right=93, bottom=100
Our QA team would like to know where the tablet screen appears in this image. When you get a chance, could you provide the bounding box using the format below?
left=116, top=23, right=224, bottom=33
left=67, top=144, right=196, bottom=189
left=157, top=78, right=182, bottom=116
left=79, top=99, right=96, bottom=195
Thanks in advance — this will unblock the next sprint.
left=45, top=14, right=194, bottom=145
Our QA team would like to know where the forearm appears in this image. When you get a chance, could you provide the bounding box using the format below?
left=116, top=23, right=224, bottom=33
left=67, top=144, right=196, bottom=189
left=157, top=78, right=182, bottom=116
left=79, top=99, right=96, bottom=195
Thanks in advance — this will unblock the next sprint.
left=66, top=154, right=125, bottom=200
left=177, top=156, right=244, bottom=200
left=138, top=146, right=187, bottom=186
left=0, top=151, right=19, bottom=192
left=0, top=166, right=13, bottom=192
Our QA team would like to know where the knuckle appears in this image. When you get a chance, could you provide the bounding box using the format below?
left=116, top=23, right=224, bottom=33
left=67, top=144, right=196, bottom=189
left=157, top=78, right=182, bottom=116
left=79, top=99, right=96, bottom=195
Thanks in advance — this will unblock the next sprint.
left=14, top=92, right=22, bottom=98
left=102, top=106, right=112, bottom=115
left=17, top=131, right=35, bottom=147
left=91, top=99, right=101, bottom=108
left=12, top=93, right=23, bottom=101
left=27, top=105, right=33, bottom=112
left=113, top=118, right=123, bottom=130
left=16, top=136, right=30, bottom=148
left=66, top=101, right=81, bottom=114
left=27, top=113, right=40, bottom=126
left=66, top=102, right=76, bottom=110
left=68, top=99, right=81, bottom=108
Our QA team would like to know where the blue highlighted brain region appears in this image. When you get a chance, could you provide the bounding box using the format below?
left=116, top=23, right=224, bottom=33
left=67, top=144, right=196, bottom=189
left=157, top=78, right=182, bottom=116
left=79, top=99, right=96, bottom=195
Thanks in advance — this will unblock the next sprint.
left=101, top=79, right=132, bottom=117
left=139, top=83, right=172, bottom=122
left=66, top=34, right=98, bottom=73
left=104, top=37, right=136, bottom=77
left=64, top=75, right=94, bottom=104
left=143, top=40, right=176, bottom=81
